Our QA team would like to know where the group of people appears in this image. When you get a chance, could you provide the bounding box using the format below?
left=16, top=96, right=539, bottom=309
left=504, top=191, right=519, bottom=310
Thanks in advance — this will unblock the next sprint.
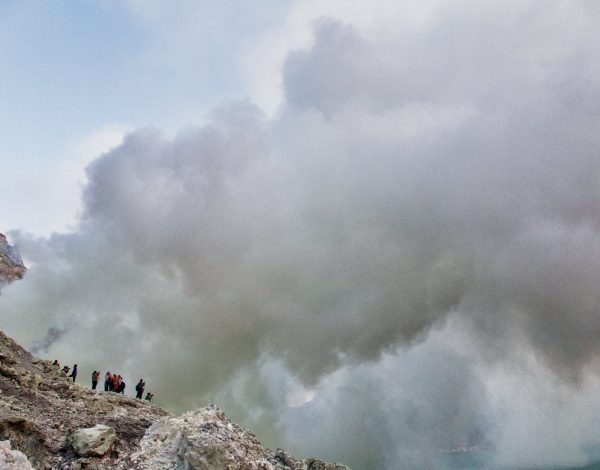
left=101, top=371, right=127, bottom=393
left=52, top=360, right=153, bottom=402
left=53, top=360, right=78, bottom=383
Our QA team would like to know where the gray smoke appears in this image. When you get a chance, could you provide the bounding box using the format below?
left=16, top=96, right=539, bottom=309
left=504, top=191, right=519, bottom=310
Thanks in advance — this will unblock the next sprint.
left=30, top=326, right=68, bottom=355
left=3, top=1, right=600, bottom=468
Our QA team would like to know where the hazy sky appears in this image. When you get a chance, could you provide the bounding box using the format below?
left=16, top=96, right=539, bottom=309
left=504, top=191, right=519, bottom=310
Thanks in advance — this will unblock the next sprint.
left=3, top=2, right=600, bottom=469
left=1, top=0, right=434, bottom=235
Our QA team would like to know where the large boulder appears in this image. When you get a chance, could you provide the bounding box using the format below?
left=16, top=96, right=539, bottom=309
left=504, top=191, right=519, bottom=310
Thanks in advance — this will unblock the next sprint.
left=132, top=405, right=351, bottom=470
left=0, top=440, right=34, bottom=469
left=72, top=424, right=116, bottom=457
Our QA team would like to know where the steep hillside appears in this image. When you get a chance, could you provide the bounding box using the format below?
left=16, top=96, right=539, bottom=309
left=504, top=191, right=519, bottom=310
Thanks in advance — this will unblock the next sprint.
left=0, top=330, right=350, bottom=469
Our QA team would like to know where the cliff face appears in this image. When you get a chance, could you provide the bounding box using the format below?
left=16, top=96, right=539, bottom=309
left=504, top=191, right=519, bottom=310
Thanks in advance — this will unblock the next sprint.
left=0, top=330, right=350, bottom=469
left=0, top=234, right=26, bottom=287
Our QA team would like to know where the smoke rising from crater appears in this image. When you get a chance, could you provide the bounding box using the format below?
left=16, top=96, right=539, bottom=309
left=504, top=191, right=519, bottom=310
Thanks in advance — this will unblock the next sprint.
left=3, top=2, right=600, bottom=468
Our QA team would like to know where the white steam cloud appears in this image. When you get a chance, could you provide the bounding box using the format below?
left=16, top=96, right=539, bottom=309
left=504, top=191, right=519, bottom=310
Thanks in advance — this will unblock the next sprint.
left=3, top=2, right=600, bottom=468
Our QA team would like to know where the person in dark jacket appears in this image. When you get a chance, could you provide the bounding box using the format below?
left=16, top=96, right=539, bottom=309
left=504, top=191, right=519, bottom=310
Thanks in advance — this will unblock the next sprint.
left=135, top=379, right=145, bottom=399
left=69, top=364, right=77, bottom=383
left=91, top=370, right=99, bottom=390
left=145, top=392, right=153, bottom=402
left=104, top=371, right=111, bottom=392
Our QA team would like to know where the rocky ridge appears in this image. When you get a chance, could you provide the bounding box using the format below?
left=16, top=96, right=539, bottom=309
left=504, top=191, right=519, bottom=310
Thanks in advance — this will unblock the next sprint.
left=0, top=330, right=350, bottom=469
left=0, top=234, right=26, bottom=287
left=132, top=406, right=348, bottom=470
left=0, top=330, right=168, bottom=469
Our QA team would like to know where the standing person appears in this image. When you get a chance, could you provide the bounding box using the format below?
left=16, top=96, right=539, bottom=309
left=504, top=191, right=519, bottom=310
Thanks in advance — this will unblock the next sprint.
left=119, top=380, right=126, bottom=394
left=111, top=373, right=118, bottom=392
left=91, top=370, right=99, bottom=390
left=69, top=364, right=77, bottom=382
left=135, top=379, right=145, bottom=399
left=104, top=372, right=111, bottom=392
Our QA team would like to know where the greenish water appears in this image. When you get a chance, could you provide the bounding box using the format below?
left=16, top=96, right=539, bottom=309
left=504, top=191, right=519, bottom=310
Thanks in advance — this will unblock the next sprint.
left=442, top=452, right=600, bottom=470
left=560, top=463, right=600, bottom=470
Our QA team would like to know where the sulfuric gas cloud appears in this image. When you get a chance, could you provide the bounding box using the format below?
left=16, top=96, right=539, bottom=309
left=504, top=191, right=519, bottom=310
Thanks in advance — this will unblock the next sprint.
left=3, top=2, right=600, bottom=468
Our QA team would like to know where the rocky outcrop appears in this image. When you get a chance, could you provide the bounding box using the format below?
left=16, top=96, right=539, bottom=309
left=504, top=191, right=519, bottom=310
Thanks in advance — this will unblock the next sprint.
left=132, top=406, right=350, bottom=470
left=0, top=329, right=350, bottom=469
left=72, top=424, right=116, bottom=457
left=0, top=330, right=168, bottom=469
left=0, top=440, right=34, bottom=469
left=0, top=233, right=26, bottom=287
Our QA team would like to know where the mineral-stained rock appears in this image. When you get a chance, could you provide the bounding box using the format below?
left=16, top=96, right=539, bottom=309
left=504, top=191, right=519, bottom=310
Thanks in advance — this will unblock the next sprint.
left=72, top=424, right=116, bottom=457
left=0, top=439, right=34, bottom=469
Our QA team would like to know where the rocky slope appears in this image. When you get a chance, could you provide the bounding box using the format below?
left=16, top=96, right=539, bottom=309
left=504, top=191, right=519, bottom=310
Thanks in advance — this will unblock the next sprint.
left=132, top=406, right=348, bottom=470
left=0, top=234, right=26, bottom=287
left=0, top=330, right=350, bottom=469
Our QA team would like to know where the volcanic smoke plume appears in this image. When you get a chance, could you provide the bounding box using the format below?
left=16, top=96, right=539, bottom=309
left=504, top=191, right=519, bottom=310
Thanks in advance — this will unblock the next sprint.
left=3, top=2, right=600, bottom=468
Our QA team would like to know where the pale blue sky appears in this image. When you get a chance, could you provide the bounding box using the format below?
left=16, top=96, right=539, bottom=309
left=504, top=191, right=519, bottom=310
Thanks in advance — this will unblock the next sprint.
left=1, top=0, right=296, bottom=234
left=0, top=0, right=291, bottom=136
left=0, top=0, right=441, bottom=235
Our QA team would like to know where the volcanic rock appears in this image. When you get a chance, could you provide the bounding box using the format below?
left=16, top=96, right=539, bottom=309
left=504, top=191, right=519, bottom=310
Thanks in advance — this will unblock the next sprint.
left=0, top=233, right=26, bottom=287
left=0, top=329, right=350, bottom=469
left=0, top=330, right=168, bottom=469
left=72, top=424, right=116, bottom=457
left=132, top=405, right=350, bottom=469
left=0, top=439, right=34, bottom=469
